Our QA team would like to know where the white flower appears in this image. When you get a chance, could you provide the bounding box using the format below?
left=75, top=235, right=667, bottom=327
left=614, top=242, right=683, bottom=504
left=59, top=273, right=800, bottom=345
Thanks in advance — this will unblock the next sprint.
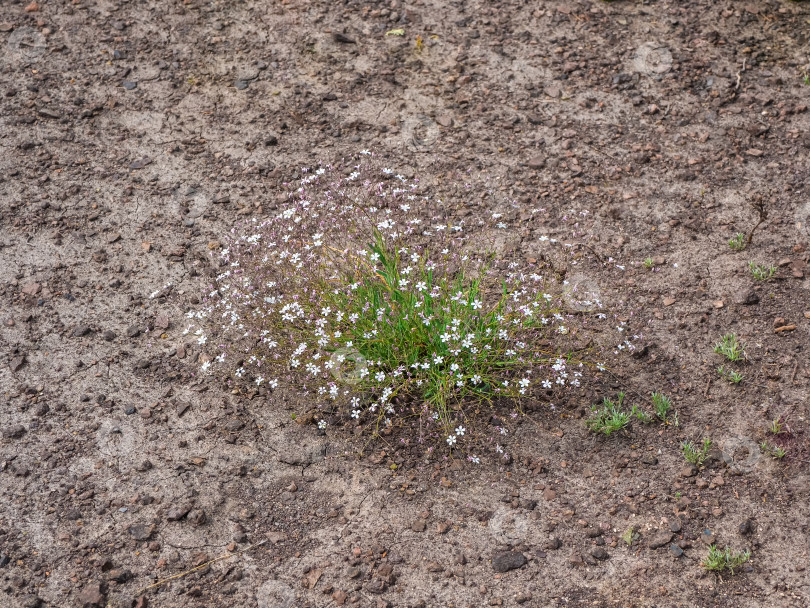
left=351, top=409, right=360, bottom=419
left=519, top=378, right=530, bottom=388
left=200, top=361, right=211, bottom=373
left=455, top=426, right=465, bottom=437
left=471, top=299, right=482, bottom=310
left=446, top=434, right=457, bottom=446
left=471, top=374, right=481, bottom=384
left=317, top=420, right=327, bottom=429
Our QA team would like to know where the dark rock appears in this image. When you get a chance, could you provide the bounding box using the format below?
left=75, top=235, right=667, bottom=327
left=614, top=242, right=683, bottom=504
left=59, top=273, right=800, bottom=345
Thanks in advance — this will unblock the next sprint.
left=641, top=454, right=658, bottom=466
left=107, top=569, right=132, bottom=583
left=10, top=355, right=26, bottom=372
left=129, top=157, right=152, bottom=170
left=590, top=547, right=609, bottom=561
left=20, top=595, right=42, bottom=608
left=332, top=32, right=356, bottom=43
left=127, top=524, right=154, bottom=541
left=102, top=330, right=116, bottom=341
left=0, top=554, right=10, bottom=568
left=519, top=499, right=537, bottom=511
left=669, top=544, right=684, bottom=558
left=234, top=80, right=249, bottom=90
left=670, top=519, right=682, bottom=533
left=126, top=325, right=141, bottom=338
left=122, top=81, right=137, bottom=90
left=166, top=505, right=192, bottom=521
left=323, top=92, right=337, bottom=101
left=72, top=325, right=91, bottom=337
left=346, top=566, right=361, bottom=579
left=365, top=579, right=386, bottom=594
left=2, top=425, right=26, bottom=439
left=648, top=531, right=674, bottom=549
left=568, top=552, right=585, bottom=567
left=738, top=518, right=755, bottom=536
left=223, top=419, right=244, bottom=432
left=544, top=537, right=562, bottom=550
left=491, top=551, right=526, bottom=573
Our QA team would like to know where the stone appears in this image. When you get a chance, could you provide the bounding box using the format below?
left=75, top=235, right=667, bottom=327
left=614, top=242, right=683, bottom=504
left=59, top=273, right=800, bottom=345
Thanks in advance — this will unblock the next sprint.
left=670, top=519, right=682, bottom=533
left=680, top=465, right=697, bottom=478
left=22, top=282, right=41, bottom=296
left=411, top=519, right=426, bottom=532
left=735, top=289, right=759, bottom=305
left=738, top=518, right=755, bottom=535
left=10, top=356, right=26, bottom=372
left=127, top=524, right=154, bottom=541
left=332, top=590, right=348, bottom=605
left=77, top=581, right=105, bottom=607
left=491, top=551, right=526, bottom=573
left=543, top=488, right=556, bottom=501
left=527, top=155, right=545, bottom=169
left=2, top=425, right=26, bottom=439
left=590, top=547, right=609, bottom=561
left=126, top=325, right=141, bottom=338
left=700, top=529, right=715, bottom=545
left=72, top=325, right=92, bottom=337
left=648, top=531, right=674, bottom=549
left=669, top=544, right=684, bottom=558
left=544, top=537, right=562, bottom=550
left=365, top=579, right=386, bottom=594
left=166, top=505, right=192, bottom=521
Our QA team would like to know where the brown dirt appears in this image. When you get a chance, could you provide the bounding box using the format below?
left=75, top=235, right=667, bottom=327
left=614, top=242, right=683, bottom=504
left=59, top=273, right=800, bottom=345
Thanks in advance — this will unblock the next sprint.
left=1, top=1, right=809, bottom=607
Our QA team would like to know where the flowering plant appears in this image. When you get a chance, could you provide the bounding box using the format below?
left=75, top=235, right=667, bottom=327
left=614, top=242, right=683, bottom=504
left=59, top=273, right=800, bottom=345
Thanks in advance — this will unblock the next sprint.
left=188, top=153, right=593, bottom=454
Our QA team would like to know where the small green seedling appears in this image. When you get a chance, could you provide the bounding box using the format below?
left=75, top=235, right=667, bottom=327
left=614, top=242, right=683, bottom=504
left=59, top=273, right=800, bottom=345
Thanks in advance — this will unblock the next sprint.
left=651, top=392, right=672, bottom=422
left=682, top=438, right=712, bottom=466
left=643, top=257, right=654, bottom=270
left=768, top=418, right=784, bottom=435
left=748, top=261, right=776, bottom=281
left=631, top=404, right=653, bottom=424
left=728, top=233, right=746, bottom=251
left=621, top=527, right=635, bottom=546
left=717, top=365, right=744, bottom=384
left=586, top=393, right=630, bottom=435
left=702, top=545, right=751, bottom=574
left=804, top=72, right=810, bottom=86
left=714, top=334, right=745, bottom=362
left=760, top=441, right=786, bottom=460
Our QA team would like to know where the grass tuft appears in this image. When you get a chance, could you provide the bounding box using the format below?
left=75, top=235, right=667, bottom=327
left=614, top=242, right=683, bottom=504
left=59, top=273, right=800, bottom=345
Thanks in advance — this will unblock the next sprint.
left=701, top=545, right=751, bottom=574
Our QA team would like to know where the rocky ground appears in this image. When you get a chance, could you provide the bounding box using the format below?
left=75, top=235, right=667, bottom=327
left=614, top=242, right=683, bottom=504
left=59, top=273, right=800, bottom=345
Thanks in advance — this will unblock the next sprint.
left=1, top=0, right=810, bottom=607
